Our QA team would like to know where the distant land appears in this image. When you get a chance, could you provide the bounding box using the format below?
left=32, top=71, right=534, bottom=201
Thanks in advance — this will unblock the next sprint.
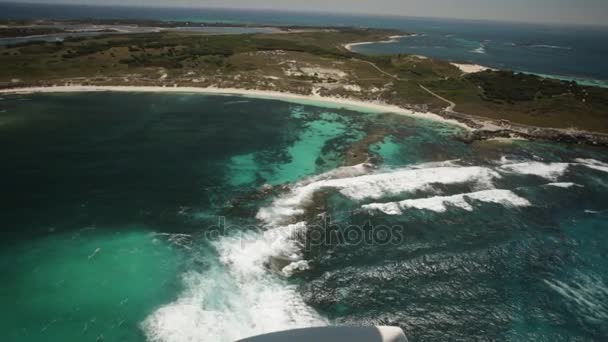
left=2, top=2, right=608, bottom=83
left=1, top=16, right=607, bottom=146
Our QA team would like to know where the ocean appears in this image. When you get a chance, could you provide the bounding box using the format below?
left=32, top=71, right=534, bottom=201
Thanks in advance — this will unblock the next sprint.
left=2, top=2, right=608, bottom=85
left=1, top=92, right=607, bottom=341
left=2, top=3, right=608, bottom=341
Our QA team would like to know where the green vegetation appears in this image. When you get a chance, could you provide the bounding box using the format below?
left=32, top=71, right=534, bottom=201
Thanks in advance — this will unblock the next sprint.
left=430, top=71, right=608, bottom=131
left=0, top=27, right=66, bottom=38
left=1, top=27, right=607, bottom=132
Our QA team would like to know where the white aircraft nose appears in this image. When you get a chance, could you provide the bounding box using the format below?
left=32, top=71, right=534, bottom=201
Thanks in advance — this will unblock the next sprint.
left=236, top=326, right=408, bottom=342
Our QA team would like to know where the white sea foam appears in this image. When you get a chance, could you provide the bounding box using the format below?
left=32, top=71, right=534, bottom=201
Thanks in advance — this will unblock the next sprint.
left=546, top=182, right=581, bottom=188
left=257, top=165, right=501, bottom=226
left=142, top=264, right=326, bottom=342
left=498, top=155, right=521, bottom=165
left=249, top=162, right=502, bottom=290
left=363, top=189, right=530, bottom=215
left=574, top=158, right=608, bottom=173
left=215, top=222, right=308, bottom=278
left=281, top=260, right=312, bottom=277
left=499, top=158, right=608, bottom=179
left=471, top=44, right=486, bottom=54
left=252, top=163, right=501, bottom=283
left=530, top=44, right=571, bottom=50
left=499, top=162, right=570, bottom=180
left=585, top=210, right=601, bottom=214
left=406, top=159, right=461, bottom=169
left=299, top=163, right=375, bottom=185
left=142, top=223, right=326, bottom=342
left=343, top=35, right=410, bottom=51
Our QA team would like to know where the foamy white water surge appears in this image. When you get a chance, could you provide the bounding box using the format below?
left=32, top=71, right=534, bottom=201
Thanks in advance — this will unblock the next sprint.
left=215, top=222, right=308, bottom=278
left=500, top=162, right=570, bottom=180
left=142, top=163, right=410, bottom=342
left=257, top=164, right=501, bottom=227
left=546, top=182, right=582, bottom=188
left=142, top=227, right=327, bottom=342
left=253, top=163, right=502, bottom=280
left=575, top=158, right=608, bottom=173
left=298, top=163, right=375, bottom=186
left=499, top=159, right=608, bottom=180
left=363, top=189, right=531, bottom=215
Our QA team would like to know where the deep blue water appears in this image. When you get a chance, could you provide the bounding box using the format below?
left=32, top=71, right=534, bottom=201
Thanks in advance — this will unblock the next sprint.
left=1, top=2, right=608, bottom=84
left=349, top=22, right=608, bottom=86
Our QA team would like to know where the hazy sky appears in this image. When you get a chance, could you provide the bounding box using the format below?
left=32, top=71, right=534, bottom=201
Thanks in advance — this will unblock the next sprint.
left=9, top=0, right=608, bottom=26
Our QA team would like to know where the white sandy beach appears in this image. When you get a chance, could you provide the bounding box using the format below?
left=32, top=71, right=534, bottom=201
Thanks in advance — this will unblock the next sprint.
left=342, top=36, right=492, bottom=76
left=0, top=85, right=471, bottom=129
left=450, top=63, right=494, bottom=74
left=343, top=35, right=410, bottom=52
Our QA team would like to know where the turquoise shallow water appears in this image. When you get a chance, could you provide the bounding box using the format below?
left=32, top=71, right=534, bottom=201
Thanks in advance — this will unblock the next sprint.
left=1, top=92, right=607, bottom=341
left=0, top=228, right=184, bottom=342
left=227, top=111, right=357, bottom=186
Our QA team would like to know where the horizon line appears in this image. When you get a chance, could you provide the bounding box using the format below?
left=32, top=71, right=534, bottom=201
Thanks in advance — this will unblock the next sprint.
left=1, top=0, right=607, bottom=29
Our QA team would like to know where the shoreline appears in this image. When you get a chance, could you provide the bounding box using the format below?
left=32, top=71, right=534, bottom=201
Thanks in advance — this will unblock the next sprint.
left=450, top=63, right=495, bottom=74
left=525, top=72, right=608, bottom=89
left=2, top=85, right=608, bottom=147
left=0, top=85, right=472, bottom=130
left=343, top=36, right=608, bottom=89
left=343, top=36, right=495, bottom=76
left=343, top=34, right=411, bottom=52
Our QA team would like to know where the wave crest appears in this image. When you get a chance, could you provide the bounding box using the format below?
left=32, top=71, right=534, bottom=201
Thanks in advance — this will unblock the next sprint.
left=363, top=189, right=531, bottom=215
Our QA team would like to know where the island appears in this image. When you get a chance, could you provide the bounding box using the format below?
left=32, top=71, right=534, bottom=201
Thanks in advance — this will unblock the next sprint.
left=1, top=19, right=607, bottom=146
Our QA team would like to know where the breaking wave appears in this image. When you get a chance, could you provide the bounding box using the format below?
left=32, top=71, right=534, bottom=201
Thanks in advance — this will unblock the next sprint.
left=498, top=159, right=608, bottom=180
left=362, top=189, right=530, bottom=215
left=142, top=157, right=604, bottom=341
left=575, top=158, right=608, bottom=173
left=546, top=182, right=581, bottom=188
left=257, top=164, right=500, bottom=226
left=142, top=265, right=326, bottom=342
left=471, top=44, right=486, bottom=54
left=529, top=44, right=572, bottom=50
left=500, top=161, right=570, bottom=180
left=142, top=226, right=327, bottom=342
